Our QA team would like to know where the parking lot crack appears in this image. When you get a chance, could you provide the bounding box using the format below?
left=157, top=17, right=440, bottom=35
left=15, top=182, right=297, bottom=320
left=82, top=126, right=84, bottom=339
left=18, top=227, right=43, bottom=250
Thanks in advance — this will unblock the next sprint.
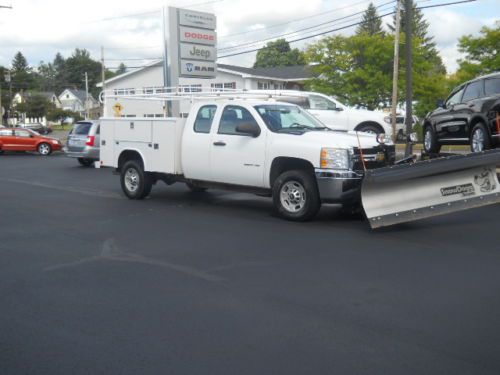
left=45, top=238, right=224, bottom=283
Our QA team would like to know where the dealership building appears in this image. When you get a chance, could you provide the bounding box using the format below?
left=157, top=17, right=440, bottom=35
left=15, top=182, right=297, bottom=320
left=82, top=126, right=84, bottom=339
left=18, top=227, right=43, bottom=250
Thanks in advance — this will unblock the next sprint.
left=97, top=61, right=313, bottom=117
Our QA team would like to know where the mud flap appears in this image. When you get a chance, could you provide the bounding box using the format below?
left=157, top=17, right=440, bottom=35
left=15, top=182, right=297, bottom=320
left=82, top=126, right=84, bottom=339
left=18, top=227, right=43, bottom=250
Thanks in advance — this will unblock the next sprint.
left=361, top=150, right=500, bottom=229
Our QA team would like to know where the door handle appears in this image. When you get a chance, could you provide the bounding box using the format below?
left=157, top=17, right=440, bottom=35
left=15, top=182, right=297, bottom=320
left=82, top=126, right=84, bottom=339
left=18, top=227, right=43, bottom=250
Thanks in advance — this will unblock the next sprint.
left=213, top=141, right=226, bottom=146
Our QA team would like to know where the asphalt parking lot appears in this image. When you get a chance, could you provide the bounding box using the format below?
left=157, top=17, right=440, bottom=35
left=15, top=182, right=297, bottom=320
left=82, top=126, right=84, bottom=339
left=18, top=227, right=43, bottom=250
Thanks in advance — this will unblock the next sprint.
left=1, top=153, right=500, bottom=375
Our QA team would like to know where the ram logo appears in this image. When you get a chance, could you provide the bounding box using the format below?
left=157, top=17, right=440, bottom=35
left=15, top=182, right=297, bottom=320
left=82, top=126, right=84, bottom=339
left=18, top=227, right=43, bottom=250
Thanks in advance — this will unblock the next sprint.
left=186, top=63, right=194, bottom=72
left=474, top=168, right=496, bottom=193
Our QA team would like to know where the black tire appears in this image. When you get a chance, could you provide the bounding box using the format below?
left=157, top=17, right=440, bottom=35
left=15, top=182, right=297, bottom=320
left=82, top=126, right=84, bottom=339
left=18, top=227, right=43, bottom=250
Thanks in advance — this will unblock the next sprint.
left=272, top=170, right=320, bottom=221
left=470, top=123, right=491, bottom=153
left=37, top=142, right=52, bottom=156
left=186, top=182, right=207, bottom=193
left=357, top=124, right=383, bottom=135
left=423, top=126, right=441, bottom=154
left=78, top=158, right=94, bottom=167
left=396, top=130, right=405, bottom=142
left=120, top=160, right=153, bottom=200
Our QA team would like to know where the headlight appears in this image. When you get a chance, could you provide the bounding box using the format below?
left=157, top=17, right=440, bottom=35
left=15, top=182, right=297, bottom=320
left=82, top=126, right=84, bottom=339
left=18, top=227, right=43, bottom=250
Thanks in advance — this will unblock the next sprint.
left=320, top=148, right=350, bottom=170
left=51, top=140, right=59, bottom=144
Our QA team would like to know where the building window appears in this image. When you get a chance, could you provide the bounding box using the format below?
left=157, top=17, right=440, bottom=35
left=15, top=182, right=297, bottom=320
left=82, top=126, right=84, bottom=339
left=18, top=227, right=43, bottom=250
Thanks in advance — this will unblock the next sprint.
left=114, top=88, right=136, bottom=96
left=179, top=84, right=202, bottom=93
left=155, top=114, right=163, bottom=118
left=211, top=82, right=236, bottom=92
left=143, top=86, right=166, bottom=95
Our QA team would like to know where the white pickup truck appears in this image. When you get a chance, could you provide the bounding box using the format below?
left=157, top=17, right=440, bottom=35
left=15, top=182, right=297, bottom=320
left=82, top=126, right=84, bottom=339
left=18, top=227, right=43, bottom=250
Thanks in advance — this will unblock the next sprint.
left=100, top=100, right=395, bottom=221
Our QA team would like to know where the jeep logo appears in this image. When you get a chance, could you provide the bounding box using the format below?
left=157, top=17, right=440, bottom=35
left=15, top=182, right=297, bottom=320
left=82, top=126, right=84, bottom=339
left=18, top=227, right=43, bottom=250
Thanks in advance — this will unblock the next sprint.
left=189, top=45, right=211, bottom=60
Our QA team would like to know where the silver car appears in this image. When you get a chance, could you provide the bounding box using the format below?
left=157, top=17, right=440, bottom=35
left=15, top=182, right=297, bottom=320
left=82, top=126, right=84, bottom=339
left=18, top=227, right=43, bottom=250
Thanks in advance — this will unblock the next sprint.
left=65, top=121, right=100, bottom=167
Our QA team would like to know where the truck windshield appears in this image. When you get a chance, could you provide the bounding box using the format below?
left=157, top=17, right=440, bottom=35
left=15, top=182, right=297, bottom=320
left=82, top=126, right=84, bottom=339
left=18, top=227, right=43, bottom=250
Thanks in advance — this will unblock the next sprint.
left=255, top=104, right=327, bottom=133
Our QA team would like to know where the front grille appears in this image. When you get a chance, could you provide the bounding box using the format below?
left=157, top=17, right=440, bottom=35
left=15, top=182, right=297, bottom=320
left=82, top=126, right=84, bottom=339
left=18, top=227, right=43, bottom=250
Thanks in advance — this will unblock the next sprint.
left=352, top=145, right=395, bottom=171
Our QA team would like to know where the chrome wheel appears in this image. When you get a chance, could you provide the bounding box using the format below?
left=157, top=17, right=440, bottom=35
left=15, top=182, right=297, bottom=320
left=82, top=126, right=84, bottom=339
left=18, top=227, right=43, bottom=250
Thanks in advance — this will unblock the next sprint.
left=38, top=143, right=50, bottom=155
left=424, top=129, right=432, bottom=151
left=280, top=180, right=306, bottom=213
left=472, top=128, right=485, bottom=152
left=124, top=168, right=140, bottom=193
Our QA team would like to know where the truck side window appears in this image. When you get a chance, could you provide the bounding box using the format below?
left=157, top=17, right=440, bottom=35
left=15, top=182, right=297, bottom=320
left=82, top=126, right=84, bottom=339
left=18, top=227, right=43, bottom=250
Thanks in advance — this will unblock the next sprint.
left=194, top=105, right=217, bottom=133
left=218, top=105, right=259, bottom=135
left=309, top=95, right=336, bottom=110
left=445, top=87, right=465, bottom=107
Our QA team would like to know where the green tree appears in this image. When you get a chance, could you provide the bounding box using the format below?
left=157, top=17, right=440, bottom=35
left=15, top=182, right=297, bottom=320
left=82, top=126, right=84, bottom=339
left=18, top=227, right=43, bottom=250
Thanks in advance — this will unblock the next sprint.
left=253, top=39, right=305, bottom=68
left=355, top=2, right=383, bottom=36
left=116, top=63, right=127, bottom=75
left=11, top=51, right=36, bottom=91
left=453, top=21, right=500, bottom=84
left=15, top=93, right=52, bottom=118
left=46, top=107, right=82, bottom=125
left=389, top=0, right=445, bottom=74
left=306, top=32, right=448, bottom=117
left=64, top=48, right=102, bottom=97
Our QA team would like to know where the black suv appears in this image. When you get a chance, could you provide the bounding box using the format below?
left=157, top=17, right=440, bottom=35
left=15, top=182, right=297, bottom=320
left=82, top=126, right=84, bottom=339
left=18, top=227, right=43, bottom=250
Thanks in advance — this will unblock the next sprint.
left=423, top=72, right=500, bottom=153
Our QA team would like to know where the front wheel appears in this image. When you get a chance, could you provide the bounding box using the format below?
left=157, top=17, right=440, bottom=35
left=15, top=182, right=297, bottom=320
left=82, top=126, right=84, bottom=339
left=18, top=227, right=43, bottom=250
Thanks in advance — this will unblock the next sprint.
left=38, top=143, right=52, bottom=156
left=272, top=170, right=320, bottom=221
left=120, top=160, right=152, bottom=199
left=423, top=126, right=441, bottom=154
left=357, top=124, right=382, bottom=135
left=470, top=123, right=491, bottom=153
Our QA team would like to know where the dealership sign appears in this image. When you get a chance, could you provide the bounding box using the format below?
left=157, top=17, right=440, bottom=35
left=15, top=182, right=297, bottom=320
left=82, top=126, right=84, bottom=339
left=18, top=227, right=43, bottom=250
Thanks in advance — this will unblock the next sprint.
left=169, top=7, right=217, bottom=79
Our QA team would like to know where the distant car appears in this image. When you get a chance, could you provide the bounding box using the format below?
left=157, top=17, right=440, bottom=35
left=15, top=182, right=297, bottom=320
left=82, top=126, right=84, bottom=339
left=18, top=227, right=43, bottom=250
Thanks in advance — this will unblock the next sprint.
left=15, top=122, right=52, bottom=135
left=64, top=121, right=100, bottom=166
left=424, top=72, right=500, bottom=153
left=0, top=128, right=62, bottom=155
left=249, top=90, right=392, bottom=135
left=383, top=114, right=419, bottom=141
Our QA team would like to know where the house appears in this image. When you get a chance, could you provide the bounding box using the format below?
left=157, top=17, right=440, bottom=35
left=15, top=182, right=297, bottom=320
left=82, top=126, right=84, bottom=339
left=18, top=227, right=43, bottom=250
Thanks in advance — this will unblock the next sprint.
left=97, top=60, right=314, bottom=117
left=58, top=88, right=99, bottom=114
left=10, top=91, right=61, bottom=125
left=12, top=91, right=61, bottom=108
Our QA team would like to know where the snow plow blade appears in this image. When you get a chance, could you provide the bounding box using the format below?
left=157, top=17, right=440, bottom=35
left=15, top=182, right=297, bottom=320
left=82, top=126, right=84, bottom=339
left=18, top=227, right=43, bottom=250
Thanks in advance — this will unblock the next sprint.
left=361, top=150, right=500, bottom=229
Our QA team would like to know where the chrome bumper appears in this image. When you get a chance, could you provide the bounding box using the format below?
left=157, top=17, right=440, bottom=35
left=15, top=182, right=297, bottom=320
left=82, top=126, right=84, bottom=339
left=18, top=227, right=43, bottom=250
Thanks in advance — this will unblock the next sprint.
left=315, top=169, right=363, bottom=204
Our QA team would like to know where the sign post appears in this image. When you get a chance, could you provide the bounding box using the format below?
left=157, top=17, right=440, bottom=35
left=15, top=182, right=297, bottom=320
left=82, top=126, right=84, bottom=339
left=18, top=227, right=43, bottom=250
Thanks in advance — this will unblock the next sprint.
left=163, top=6, right=217, bottom=117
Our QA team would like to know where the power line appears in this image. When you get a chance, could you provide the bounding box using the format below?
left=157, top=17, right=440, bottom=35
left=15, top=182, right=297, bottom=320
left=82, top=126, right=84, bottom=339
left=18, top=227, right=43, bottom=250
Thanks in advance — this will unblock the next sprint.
left=217, top=0, right=477, bottom=59
left=219, top=0, right=389, bottom=40
left=218, top=0, right=396, bottom=52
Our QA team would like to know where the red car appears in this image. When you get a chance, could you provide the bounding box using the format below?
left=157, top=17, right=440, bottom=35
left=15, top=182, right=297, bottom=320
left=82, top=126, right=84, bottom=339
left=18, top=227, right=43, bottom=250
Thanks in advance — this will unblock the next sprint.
left=0, top=128, right=62, bottom=155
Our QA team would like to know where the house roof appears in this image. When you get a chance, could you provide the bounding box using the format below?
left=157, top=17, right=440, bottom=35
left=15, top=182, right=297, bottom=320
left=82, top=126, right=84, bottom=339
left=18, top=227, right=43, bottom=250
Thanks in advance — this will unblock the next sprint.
left=60, top=88, right=95, bottom=102
left=97, top=60, right=314, bottom=87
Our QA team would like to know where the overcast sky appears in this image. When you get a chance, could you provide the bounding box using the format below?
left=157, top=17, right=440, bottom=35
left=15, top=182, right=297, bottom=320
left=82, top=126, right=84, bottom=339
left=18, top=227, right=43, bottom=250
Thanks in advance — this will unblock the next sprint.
left=0, top=0, right=497, bottom=74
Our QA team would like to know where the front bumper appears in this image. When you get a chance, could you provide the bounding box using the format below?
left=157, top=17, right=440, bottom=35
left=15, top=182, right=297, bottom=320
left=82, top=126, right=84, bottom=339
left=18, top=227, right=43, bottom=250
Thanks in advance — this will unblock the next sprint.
left=315, top=169, right=363, bottom=204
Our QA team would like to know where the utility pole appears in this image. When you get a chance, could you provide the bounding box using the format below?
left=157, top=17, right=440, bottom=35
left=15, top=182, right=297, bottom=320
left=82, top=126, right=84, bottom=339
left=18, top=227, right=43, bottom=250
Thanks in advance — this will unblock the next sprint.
left=391, top=0, right=402, bottom=143
left=101, top=46, right=106, bottom=115
left=5, top=70, right=12, bottom=126
left=404, top=0, right=413, bottom=157
left=84, top=72, right=89, bottom=119
left=1, top=4, right=12, bottom=126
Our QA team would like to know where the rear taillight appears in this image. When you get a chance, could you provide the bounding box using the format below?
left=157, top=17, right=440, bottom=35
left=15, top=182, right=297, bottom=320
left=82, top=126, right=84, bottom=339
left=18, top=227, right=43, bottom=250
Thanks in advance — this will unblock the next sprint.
left=86, top=135, right=95, bottom=146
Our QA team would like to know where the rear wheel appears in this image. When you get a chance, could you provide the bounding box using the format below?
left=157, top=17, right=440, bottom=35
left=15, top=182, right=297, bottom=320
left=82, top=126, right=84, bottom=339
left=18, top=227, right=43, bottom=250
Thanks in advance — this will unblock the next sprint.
left=38, top=142, right=52, bottom=156
left=78, top=158, right=94, bottom=167
left=423, top=126, right=441, bottom=153
left=120, top=160, right=152, bottom=199
left=470, top=123, right=491, bottom=153
left=272, top=170, right=320, bottom=221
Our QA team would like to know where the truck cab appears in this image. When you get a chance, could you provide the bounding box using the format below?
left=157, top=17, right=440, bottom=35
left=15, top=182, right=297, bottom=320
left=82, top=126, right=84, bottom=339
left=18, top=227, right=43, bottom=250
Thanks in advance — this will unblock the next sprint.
left=100, top=100, right=395, bottom=221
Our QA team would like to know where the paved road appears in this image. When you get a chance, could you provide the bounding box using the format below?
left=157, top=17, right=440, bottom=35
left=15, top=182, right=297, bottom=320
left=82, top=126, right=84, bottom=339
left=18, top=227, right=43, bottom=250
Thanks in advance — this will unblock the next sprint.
left=1, top=153, right=500, bottom=375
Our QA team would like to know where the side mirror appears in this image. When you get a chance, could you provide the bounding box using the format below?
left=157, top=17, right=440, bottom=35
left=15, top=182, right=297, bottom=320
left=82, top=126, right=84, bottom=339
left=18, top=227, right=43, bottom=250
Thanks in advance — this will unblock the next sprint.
left=236, top=122, right=261, bottom=137
left=436, top=99, right=445, bottom=108
left=334, top=106, right=343, bottom=112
